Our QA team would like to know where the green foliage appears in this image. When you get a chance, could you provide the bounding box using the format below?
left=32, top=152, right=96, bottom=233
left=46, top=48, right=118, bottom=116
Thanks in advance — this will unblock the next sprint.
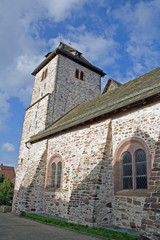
left=20, top=213, right=140, bottom=240
left=0, top=172, right=5, bottom=183
left=0, top=175, right=14, bottom=206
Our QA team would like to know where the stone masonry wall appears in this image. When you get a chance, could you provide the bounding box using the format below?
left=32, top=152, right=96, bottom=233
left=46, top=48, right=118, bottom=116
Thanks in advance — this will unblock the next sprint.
left=140, top=134, right=160, bottom=240
left=13, top=140, right=47, bottom=213
left=13, top=53, right=102, bottom=214
left=31, top=55, right=58, bottom=104
left=13, top=99, right=160, bottom=240
left=112, top=101, right=160, bottom=235
left=53, top=55, right=101, bottom=121
left=44, top=119, right=113, bottom=226
left=13, top=94, right=51, bottom=198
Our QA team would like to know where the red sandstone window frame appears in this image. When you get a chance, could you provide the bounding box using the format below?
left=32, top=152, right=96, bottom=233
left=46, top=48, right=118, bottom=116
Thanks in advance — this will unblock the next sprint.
left=113, top=137, right=151, bottom=196
left=45, top=153, right=63, bottom=191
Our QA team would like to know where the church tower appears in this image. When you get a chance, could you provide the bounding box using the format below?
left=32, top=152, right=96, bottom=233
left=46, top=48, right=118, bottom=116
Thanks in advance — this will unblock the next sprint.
left=13, top=42, right=105, bottom=212
left=29, top=42, right=105, bottom=135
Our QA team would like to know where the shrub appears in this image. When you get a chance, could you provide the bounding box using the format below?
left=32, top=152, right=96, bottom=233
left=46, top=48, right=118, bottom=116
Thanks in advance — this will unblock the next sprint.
left=0, top=174, right=14, bottom=206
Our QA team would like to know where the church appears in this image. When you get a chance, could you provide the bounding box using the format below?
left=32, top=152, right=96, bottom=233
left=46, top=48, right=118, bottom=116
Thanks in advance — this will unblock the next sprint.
left=13, top=42, right=160, bottom=240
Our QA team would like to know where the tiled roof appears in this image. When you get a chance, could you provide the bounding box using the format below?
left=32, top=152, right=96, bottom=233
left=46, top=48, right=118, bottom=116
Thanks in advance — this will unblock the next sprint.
left=32, top=42, right=106, bottom=77
left=29, top=66, right=160, bottom=143
left=0, top=164, right=15, bottom=180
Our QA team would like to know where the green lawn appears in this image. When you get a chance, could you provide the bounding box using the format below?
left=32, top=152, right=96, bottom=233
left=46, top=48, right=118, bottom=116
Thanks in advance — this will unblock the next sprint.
left=20, top=212, right=140, bottom=240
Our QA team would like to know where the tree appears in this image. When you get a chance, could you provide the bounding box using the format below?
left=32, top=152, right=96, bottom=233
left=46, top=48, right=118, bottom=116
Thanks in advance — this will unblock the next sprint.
left=0, top=172, right=5, bottom=183
left=0, top=175, right=14, bottom=206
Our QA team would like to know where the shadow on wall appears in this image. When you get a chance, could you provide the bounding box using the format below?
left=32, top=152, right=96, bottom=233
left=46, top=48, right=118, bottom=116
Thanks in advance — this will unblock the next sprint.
left=67, top=124, right=114, bottom=227
left=12, top=122, right=114, bottom=227
left=12, top=149, right=47, bottom=213
left=12, top=126, right=160, bottom=240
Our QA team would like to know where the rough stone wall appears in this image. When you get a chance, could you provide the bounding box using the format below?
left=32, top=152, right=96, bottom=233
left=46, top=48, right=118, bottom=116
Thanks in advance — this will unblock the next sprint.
left=140, top=135, right=160, bottom=240
left=112, top=101, right=160, bottom=236
left=13, top=94, right=51, bottom=198
left=13, top=48, right=159, bottom=239
left=53, top=55, right=101, bottom=120
left=13, top=140, right=47, bottom=213
left=13, top=99, right=160, bottom=240
left=44, top=119, right=113, bottom=226
left=31, top=55, right=58, bottom=104
left=13, top=53, right=102, bottom=214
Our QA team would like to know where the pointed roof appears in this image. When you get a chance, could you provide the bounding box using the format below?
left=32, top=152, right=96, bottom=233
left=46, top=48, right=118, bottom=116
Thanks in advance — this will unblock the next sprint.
left=32, top=42, right=106, bottom=77
left=102, top=78, right=122, bottom=94
left=28, top=67, right=160, bottom=143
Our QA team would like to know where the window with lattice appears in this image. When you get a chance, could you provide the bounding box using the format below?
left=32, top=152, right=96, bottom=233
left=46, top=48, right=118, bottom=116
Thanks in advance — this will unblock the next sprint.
left=122, top=149, right=147, bottom=190
left=114, top=137, right=151, bottom=195
left=50, top=161, right=62, bottom=189
left=45, top=154, right=63, bottom=190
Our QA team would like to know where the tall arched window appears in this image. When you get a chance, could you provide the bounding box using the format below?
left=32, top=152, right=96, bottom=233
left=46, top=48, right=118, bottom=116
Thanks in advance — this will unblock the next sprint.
left=75, top=69, right=84, bottom=80
left=135, top=149, right=147, bottom=189
left=41, top=68, right=48, bottom=81
left=80, top=71, right=84, bottom=80
left=57, top=162, right=62, bottom=189
left=51, top=163, right=56, bottom=188
left=114, top=137, right=151, bottom=195
left=75, top=69, right=79, bottom=79
left=45, top=154, right=63, bottom=190
left=122, top=152, right=132, bottom=189
left=121, top=149, right=147, bottom=190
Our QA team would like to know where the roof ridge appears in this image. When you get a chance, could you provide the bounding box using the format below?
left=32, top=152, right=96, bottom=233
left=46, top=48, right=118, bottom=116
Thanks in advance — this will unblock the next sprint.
left=32, top=42, right=105, bottom=76
left=121, top=66, right=160, bottom=87
left=45, top=84, right=160, bottom=132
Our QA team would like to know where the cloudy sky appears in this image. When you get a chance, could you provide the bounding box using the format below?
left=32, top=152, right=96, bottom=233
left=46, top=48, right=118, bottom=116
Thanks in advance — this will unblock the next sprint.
left=0, top=0, right=160, bottom=169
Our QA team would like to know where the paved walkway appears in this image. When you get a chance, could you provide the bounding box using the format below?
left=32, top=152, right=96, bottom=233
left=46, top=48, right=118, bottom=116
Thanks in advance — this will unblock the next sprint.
left=0, top=213, right=106, bottom=240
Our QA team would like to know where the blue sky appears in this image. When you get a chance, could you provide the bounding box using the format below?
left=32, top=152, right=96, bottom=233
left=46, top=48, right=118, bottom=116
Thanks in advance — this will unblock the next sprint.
left=0, top=0, right=160, bottom=170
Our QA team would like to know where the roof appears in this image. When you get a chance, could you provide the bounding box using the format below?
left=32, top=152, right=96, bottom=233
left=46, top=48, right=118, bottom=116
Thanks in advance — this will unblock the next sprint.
left=0, top=164, right=15, bottom=180
left=32, top=42, right=106, bottom=77
left=102, top=78, right=122, bottom=94
left=29, top=66, right=160, bottom=143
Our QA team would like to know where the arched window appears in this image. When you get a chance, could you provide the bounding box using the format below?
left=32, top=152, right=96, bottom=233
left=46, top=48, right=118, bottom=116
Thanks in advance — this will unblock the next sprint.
left=80, top=71, right=84, bottom=80
left=122, top=152, right=132, bottom=189
left=56, top=162, right=62, bottom=189
left=45, top=154, right=63, bottom=190
left=75, top=69, right=85, bottom=81
left=51, top=163, right=56, bottom=188
left=75, top=69, right=79, bottom=79
left=121, top=149, right=147, bottom=190
left=114, top=137, right=151, bottom=195
left=41, top=68, right=48, bottom=81
left=135, top=149, right=147, bottom=189
left=44, top=68, right=48, bottom=78
left=41, top=71, right=45, bottom=81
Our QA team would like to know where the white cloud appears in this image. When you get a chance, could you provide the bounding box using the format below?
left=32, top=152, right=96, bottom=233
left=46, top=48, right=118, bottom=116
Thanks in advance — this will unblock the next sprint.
left=0, top=92, right=10, bottom=131
left=111, top=0, right=160, bottom=75
left=40, top=0, right=87, bottom=22
left=1, top=143, right=17, bottom=152
left=49, top=29, right=119, bottom=68
left=0, top=0, right=89, bottom=131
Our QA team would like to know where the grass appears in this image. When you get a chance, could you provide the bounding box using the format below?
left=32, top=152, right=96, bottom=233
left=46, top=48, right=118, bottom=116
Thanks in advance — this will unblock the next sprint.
left=20, top=212, right=140, bottom=240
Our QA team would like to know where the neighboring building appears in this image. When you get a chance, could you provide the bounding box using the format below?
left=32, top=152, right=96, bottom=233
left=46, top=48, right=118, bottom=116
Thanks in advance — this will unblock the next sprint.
left=0, top=164, right=15, bottom=183
left=13, top=42, right=160, bottom=240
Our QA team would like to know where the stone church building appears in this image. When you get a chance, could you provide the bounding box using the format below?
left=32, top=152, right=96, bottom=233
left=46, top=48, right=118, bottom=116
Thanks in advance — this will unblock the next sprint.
left=13, top=42, right=160, bottom=240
